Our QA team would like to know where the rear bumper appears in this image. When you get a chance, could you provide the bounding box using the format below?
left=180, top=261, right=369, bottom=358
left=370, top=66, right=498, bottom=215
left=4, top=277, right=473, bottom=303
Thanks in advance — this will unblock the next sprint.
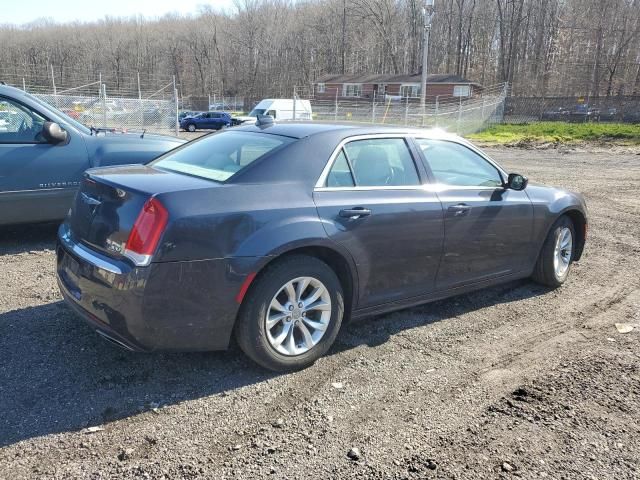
left=56, top=223, right=251, bottom=352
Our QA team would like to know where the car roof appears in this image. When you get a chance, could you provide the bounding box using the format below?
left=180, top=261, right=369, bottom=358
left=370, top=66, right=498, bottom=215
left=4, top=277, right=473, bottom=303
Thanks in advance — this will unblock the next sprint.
left=233, top=121, right=461, bottom=141
left=229, top=122, right=468, bottom=186
left=0, top=84, right=29, bottom=98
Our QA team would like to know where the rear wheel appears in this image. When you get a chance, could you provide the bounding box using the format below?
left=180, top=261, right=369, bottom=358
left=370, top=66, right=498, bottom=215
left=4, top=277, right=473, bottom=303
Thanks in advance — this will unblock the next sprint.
left=532, top=215, right=575, bottom=287
left=235, top=255, right=344, bottom=372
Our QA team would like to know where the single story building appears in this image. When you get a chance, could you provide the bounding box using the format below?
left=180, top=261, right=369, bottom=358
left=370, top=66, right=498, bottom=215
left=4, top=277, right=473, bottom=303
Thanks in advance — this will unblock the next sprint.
left=313, top=73, right=482, bottom=100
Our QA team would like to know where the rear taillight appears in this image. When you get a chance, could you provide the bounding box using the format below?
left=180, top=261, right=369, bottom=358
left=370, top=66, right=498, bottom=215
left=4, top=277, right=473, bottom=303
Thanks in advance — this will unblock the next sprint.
left=124, top=198, right=168, bottom=266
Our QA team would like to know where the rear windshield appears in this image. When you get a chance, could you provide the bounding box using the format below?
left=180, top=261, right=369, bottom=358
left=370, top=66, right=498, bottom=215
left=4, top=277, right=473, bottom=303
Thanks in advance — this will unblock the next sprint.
left=150, top=130, right=294, bottom=182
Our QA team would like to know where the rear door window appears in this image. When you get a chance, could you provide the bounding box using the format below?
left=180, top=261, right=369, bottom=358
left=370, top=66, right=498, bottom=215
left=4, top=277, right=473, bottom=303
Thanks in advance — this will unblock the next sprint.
left=326, top=138, right=420, bottom=187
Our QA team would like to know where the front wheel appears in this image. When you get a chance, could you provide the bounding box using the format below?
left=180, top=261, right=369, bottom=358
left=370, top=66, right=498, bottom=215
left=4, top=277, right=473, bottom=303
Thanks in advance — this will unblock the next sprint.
left=235, top=255, right=344, bottom=372
left=532, top=215, right=576, bottom=287
left=187, top=123, right=196, bottom=132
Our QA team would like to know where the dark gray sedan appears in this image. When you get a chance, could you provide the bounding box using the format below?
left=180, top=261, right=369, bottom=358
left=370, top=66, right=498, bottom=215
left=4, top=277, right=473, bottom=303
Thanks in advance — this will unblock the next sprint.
left=56, top=123, right=587, bottom=371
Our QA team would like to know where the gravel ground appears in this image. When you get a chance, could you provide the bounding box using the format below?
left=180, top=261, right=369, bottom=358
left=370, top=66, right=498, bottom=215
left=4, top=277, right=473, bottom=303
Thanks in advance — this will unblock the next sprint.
left=1, top=147, right=639, bottom=479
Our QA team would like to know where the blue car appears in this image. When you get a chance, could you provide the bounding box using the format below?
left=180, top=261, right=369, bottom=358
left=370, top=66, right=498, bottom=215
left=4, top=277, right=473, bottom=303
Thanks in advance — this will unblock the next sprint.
left=0, top=84, right=184, bottom=225
left=180, top=111, right=232, bottom=132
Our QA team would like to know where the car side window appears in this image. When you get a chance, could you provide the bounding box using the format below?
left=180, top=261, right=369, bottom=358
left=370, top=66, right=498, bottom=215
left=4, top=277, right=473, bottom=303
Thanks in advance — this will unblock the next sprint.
left=325, top=138, right=420, bottom=187
left=0, top=98, right=47, bottom=144
left=415, top=139, right=503, bottom=188
left=267, top=110, right=276, bottom=118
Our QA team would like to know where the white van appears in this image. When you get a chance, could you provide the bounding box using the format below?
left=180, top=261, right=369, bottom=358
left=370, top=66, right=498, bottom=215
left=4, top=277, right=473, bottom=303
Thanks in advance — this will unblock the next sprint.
left=235, top=99, right=313, bottom=123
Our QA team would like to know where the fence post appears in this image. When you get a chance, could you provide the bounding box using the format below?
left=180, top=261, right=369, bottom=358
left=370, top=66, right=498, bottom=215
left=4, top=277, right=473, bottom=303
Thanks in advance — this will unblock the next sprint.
left=101, top=84, right=107, bottom=128
left=293, top=86, right=297, bottom=121
left=50, top=64, right=58, bottom=108
left=137, top=72, right=143, bottom=130
left=481, top=95, right=486, bottom=125
left=173, top=76, right=179, bottom=136
left=457, top=96, right=463, bottom=134
left=371, top=93, right=376, bottom=123
left=404, top=95, right=409, bottom=126
left=334, top=88, right=338, bottom=121
left=435, top=96, right=439, bottom=127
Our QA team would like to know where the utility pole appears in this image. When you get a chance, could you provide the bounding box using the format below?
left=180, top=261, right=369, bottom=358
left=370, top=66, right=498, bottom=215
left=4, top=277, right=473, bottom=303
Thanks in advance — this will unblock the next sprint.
left=419, top=0, right=436, bottom=111
left=341, top=0, right=347, bottom=74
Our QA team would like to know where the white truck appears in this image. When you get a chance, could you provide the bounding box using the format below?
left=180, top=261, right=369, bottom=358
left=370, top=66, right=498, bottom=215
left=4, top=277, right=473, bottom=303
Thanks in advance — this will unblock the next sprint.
left=233, top=98, right=312, bottom=124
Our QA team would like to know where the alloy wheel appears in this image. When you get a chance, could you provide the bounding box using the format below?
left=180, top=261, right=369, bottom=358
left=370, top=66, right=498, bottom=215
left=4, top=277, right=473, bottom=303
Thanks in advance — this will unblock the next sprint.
left=553, top=226, right=572, bottom=278
left=265, top=276, right=332, bottom=356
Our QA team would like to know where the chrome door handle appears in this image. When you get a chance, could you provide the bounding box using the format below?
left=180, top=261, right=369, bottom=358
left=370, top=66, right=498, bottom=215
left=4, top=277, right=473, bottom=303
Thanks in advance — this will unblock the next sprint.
left=339, top=208, right=371, bottom=219
left=448, top=204, right=471, bottom=217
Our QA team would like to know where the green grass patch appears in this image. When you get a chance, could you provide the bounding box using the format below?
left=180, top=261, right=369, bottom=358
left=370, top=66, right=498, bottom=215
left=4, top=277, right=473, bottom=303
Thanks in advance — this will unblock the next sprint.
left=467, top=122, right=640, bottom=145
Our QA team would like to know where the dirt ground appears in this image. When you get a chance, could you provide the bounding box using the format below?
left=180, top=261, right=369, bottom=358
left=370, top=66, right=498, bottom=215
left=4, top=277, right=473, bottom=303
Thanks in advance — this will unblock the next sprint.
left=1, top=147, right=639, bottom=479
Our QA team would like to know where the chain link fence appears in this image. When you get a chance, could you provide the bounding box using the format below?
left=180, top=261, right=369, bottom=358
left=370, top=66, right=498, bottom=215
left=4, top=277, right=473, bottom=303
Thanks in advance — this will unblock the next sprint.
left=504, top=96, right=640, bottom=124
left=297, top=83, right=508, bottom=135
left=3, top=69, right=179, bottom=135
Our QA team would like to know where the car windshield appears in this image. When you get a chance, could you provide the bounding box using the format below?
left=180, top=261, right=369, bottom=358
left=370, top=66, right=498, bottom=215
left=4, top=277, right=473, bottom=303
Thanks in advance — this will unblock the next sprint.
left=150, top=130, right=295, bottom=182
left=247, top=108, right=266, bottom=117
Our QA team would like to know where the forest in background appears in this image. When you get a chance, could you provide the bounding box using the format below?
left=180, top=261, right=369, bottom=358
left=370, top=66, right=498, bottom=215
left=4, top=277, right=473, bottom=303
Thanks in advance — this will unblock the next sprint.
left=0, top=0, right=639, bottom=100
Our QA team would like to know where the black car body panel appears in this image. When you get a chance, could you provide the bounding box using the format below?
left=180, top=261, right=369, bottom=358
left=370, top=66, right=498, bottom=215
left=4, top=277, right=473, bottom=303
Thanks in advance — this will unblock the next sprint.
left=57, top=123, right=588, bottom=352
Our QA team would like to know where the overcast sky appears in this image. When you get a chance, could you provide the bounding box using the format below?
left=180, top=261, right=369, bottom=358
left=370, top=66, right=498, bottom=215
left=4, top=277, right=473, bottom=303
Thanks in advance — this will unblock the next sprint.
left=2, top=0, right=235, bottom=25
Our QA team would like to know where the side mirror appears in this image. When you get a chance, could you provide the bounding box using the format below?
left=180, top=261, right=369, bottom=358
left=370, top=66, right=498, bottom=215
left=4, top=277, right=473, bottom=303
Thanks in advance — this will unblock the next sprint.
left=42, top=121, right=68, bottom=144
left=506, top=173, right=528, bottom=191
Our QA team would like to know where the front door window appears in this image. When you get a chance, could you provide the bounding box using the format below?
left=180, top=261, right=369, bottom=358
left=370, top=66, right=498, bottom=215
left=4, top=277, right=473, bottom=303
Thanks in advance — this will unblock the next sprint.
left=0, top=98, right=46, bottom=144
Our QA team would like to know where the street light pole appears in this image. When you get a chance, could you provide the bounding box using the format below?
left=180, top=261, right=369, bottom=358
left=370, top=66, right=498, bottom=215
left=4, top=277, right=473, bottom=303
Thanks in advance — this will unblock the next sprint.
left=419, top=0, right=435, bottom=111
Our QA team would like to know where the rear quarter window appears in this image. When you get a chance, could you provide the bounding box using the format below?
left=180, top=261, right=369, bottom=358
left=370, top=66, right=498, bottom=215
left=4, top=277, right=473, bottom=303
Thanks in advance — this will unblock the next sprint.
left=150, top=131, right=294, bottom=182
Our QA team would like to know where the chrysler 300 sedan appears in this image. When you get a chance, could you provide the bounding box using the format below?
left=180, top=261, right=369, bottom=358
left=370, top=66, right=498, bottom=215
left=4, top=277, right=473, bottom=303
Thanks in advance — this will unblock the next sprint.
left=56, top=122, right=587, bottom=371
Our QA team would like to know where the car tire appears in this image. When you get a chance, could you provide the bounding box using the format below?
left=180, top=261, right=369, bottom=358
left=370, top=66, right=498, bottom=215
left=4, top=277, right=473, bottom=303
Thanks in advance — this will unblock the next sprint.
left=235, top=255, right=344, bottom=372
left=532, top=215, right=576, bottom=288
left=187, top=124, right=196, bottom=132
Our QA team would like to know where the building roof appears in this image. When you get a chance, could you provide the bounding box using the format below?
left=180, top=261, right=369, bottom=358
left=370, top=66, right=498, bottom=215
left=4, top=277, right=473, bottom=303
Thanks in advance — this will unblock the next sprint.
left=315, top=73, right=479, bottom=85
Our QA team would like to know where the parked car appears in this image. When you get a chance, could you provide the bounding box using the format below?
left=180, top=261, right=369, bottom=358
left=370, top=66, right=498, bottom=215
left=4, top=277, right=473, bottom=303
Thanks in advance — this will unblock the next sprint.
left=568, top=104, right=600, bottom=122
left=0, top=84, right=184, bottom=225
left=540, top=106, right=570, bottom=121
left=56, top=122, right=588, bottom=371
left=180, top=111, right=232, bottom=132
left=209, top=102, right=233, bottom=111
left=179, top=110, right=200, bottom=121
left=599, top=107, right=619, bottom=122
left=78, top=101, right=129, bottom=125
left=622, top=109, right=640, bottom=124
left=234, top=98, right=313, bottom=124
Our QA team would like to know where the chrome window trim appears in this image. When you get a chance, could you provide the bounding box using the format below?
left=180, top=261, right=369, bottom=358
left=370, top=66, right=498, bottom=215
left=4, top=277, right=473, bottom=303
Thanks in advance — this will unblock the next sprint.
left=314, top=132, right=509, bottom=192
left=314, top=133, right=420, bottom=190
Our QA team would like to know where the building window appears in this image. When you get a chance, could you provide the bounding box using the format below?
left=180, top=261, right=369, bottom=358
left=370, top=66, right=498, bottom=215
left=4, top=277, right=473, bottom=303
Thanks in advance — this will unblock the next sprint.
left=400, top=84, right=420, bottom=98
left=453, top=85, right=471, bottom=97
left=317, top=83, right=326, bottom=94
left=343, top=83, right=362, bottom=97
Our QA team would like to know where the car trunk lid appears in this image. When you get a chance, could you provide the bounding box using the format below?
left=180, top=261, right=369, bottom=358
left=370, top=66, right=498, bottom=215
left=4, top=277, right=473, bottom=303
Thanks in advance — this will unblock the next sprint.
left=68, top=164, right=218, bottom=260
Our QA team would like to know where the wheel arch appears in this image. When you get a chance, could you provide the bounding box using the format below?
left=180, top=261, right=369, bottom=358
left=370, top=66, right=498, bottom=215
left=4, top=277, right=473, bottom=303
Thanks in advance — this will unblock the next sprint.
left=563, top=208, right=587, bottom=261
left=538, top=208, right=587, bottom=263
left=238, top=243, right=359, bottom=325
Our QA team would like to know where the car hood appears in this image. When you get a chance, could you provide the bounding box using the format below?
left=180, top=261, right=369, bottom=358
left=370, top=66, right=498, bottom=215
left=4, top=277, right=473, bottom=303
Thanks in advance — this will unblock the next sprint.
left=84, top=132, right=185, bottom=168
